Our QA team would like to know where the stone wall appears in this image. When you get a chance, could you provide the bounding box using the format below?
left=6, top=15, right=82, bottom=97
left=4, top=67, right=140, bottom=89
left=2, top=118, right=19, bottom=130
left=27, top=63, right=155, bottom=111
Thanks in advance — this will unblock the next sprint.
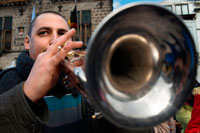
left=0, top=0, right=112, bottom=69
left=0, top=52, right=20, bottom=69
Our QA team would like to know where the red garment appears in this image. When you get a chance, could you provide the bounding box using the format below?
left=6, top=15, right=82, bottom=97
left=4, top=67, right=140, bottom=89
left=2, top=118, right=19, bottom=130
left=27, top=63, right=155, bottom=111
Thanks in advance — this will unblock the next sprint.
left=185, top=95, right=200, bottom=133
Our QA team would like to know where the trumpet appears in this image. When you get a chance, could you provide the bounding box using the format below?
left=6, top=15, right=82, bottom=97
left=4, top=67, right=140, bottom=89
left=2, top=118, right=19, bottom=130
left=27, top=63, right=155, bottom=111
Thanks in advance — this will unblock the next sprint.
left=65, top=50, right=85, bottom=63
left=67, top=3, right=197, bottom=130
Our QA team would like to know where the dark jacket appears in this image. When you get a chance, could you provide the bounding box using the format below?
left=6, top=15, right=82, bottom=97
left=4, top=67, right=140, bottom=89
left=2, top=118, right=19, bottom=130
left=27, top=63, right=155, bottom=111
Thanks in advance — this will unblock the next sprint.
left=0, top=51, right=48, bottom=133
left=0, top=51, right=87, bottom=133
left=0, top=82, right=48, bottom=133
left=0, top=51, right=154, bottom=133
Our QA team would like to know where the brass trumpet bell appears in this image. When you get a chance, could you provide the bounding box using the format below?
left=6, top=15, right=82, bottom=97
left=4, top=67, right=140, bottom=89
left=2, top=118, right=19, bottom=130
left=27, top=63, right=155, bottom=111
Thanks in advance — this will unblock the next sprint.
left=81, top=4, right=197, bottom=129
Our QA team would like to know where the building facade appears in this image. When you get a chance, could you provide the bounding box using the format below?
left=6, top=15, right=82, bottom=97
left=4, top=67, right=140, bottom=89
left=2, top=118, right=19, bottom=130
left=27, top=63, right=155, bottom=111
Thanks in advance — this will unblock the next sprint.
left=0, top=0, right=113, bottom=69
left=160, top=0, right=200, bottom=51
left=159, top=0, right=200, bottom=81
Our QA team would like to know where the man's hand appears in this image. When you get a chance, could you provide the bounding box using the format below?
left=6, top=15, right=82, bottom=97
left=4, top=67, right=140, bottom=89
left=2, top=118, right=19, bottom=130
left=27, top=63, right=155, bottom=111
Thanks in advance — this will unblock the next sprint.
left=23, top=29, right=83, bottom=102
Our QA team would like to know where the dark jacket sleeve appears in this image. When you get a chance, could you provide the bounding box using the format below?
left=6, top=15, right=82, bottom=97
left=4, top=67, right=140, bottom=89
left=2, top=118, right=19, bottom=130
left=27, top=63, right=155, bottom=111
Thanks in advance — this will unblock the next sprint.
left=0, top=82, right=48, bottom=133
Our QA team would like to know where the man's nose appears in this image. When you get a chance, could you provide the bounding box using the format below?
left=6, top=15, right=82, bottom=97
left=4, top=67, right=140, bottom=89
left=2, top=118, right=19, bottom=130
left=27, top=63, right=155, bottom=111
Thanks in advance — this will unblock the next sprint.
left=49, top=33, right=59, bottom=45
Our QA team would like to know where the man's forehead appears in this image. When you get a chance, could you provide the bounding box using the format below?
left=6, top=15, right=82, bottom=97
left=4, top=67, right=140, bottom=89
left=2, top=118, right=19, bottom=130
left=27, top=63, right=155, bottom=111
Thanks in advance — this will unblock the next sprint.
left=36, top=13, right=64, bottom=20
left=33, top=13, right=68, bottom=29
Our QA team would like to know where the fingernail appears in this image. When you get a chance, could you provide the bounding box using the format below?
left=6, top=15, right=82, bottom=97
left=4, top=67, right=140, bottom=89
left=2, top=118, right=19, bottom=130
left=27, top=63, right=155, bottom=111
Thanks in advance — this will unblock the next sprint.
left=78, top=41, right=83, bottom=43
left=70, top=28, right=75, bottom=32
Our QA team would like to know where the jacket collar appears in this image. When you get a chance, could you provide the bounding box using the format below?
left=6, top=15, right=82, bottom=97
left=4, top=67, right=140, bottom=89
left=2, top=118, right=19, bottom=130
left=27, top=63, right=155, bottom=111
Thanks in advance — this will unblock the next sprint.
left=16, top=50, right=34, bottom=81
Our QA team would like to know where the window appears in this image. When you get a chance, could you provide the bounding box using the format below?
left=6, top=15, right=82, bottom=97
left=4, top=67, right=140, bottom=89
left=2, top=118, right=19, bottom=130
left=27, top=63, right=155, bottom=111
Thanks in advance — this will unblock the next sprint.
left=165, top=5, right=172, bottom=12
left=0, top=18, right=2, bottom=53
left=182, top=5, right=189, bottom=15
left=0, top=16, right=12, bottom=52
left=74, top=10, right=91, bottom=47
left=175, top=4, right=189, bottom=15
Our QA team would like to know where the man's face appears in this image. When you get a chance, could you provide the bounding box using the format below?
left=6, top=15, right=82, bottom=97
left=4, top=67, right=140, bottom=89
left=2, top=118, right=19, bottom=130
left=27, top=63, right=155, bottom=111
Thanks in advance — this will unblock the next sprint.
left=26, top=13, right=69, bottom=60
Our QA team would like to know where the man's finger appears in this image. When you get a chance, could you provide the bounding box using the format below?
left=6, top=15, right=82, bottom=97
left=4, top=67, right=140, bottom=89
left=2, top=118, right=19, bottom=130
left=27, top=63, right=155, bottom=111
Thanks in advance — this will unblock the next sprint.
left=47, top=28, right=76, bottom=56
left=51, top=41, right=83, bottom=65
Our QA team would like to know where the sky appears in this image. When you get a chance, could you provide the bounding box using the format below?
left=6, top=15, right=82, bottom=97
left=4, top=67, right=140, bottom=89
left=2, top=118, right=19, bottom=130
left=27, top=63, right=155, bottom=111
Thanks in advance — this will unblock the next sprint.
left=113, top=0, right=164, bottom=10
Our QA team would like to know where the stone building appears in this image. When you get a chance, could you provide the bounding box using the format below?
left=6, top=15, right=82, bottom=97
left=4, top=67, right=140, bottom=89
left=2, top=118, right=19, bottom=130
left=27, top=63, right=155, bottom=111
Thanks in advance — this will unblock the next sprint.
left=160, top=0, right=200, bottom=52
left=159, top=0, right=200, bottom=81
left=0, top=0, right=113, bottom=69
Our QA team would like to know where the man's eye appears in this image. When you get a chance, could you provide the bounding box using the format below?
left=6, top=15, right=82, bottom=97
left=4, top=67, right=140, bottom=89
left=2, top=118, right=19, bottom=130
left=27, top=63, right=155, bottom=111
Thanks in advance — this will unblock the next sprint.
left=58, top=32, right=66, bottom=36
left=39, top=31, right=48, bottom=36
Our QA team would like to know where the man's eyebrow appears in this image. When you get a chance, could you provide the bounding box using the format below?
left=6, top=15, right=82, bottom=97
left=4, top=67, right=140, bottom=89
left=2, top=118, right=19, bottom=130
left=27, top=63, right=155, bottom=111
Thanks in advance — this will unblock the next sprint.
left=36, top=27, right=68, bottom=33
left=37, top=27, right=51, bottom=32
left=58, top=28, right=68, bottom=32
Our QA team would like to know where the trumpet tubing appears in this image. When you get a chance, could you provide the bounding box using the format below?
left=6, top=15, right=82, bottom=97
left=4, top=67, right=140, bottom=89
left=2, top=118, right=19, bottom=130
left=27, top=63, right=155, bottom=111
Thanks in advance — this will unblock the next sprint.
left=77, top=3, right=197, bottom=130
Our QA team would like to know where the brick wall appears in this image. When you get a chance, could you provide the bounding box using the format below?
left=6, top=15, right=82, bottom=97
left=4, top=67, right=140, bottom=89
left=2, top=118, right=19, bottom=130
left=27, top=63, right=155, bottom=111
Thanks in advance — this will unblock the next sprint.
left=0, top=52, right=20, bottom=69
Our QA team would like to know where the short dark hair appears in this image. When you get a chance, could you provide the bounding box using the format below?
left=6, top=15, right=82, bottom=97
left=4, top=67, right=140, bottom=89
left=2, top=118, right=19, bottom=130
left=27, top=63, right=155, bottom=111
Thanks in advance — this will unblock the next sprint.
left=28, top=11, right=68, bottom=37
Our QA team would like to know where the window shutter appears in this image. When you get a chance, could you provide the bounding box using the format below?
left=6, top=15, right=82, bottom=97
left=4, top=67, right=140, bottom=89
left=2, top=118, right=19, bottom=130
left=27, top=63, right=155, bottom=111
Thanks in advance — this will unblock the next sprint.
left=82, top=10, right=91, bottom=24
left=4, top=17, right=12, bottom=30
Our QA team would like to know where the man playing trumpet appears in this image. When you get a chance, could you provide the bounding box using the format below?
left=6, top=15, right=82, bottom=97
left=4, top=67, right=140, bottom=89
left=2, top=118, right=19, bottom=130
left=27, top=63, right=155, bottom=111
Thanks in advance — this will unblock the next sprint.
left=0, top=11, right=153, bottom=133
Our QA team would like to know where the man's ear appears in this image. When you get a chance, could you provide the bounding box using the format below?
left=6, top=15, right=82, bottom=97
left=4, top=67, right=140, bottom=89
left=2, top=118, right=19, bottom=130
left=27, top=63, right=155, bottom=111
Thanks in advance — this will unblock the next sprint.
left=24, top=35, right=30, bottom=50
